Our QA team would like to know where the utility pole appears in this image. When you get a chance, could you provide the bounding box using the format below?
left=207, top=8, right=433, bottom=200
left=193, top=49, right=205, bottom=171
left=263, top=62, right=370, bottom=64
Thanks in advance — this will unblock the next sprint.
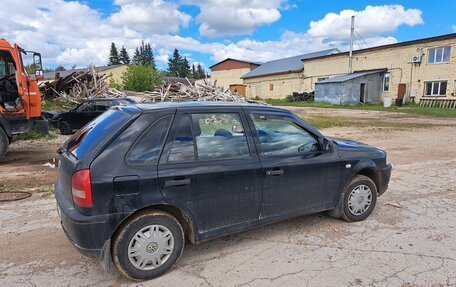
left=348, top=15, right=355, bottom=74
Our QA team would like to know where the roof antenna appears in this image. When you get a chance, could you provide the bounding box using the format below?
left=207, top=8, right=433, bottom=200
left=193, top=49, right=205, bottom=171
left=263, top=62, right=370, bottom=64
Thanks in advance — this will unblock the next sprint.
left=348, top=15, right=355, bottom=74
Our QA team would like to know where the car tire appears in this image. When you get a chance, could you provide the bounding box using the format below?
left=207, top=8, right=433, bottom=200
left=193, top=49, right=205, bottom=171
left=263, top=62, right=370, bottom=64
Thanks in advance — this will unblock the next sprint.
left=58, top=121, right=72, bottom=135
left=0, top=128, right=9, bottom=161
left=111, top=210, right=185, bottom=281
left=341, top=175, right=377, bottom=222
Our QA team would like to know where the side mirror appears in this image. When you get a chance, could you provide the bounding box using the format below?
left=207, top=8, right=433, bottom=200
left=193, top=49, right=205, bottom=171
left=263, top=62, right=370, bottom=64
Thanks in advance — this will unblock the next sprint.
left=33, top=53, right=43, bottom=80
left=320, top=138, right=332, bottom=152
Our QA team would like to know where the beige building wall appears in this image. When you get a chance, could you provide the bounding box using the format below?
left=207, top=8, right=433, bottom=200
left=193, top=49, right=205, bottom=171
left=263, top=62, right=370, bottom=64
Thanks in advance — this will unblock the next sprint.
left=244, top=72, right=305, bottom=99
left=209, top=68, right=251, bottom=91
left=304, top=37, right=456, bottom=101
left=102, top=65, right=127, bottom=83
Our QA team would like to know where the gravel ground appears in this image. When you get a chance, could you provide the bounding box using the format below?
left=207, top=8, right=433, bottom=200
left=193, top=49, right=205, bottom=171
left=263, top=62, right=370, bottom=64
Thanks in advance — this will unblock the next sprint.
left=0, top=107, right=455, bottom=287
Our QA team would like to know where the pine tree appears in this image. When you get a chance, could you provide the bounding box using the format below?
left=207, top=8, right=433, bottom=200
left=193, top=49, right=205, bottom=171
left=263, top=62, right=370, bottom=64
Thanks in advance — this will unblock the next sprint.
left=167, top=49, right=183, bottom=77
left=132, top=48, right=141, bottom=65
left=119, top=46, right=130, bottom=64
left=108, top=43, right=120, bottom=66
left=143, top=43, right=156, bottom=69
left=180, top=57, right=191, bottom=78
left=191, top=64, right=197, bottom=79
left=196, top=63, right=206, bottom=79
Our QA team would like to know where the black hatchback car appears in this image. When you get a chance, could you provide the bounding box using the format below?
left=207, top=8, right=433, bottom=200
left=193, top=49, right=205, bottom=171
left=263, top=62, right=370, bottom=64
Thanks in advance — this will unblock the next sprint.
left=55, top=102, right=392, bottom=281
left=52, top=98, right=136, bottom=135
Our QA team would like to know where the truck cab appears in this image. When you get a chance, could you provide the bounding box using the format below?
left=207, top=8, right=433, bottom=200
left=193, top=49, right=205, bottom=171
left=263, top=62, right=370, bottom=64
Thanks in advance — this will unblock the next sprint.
left=0, top=38, right=43, bottom=160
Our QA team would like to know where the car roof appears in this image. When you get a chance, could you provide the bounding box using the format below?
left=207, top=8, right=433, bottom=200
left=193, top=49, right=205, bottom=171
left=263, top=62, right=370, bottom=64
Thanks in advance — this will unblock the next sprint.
left=133, top=101, right=288, bottom=112
left=84, top=98, right=132, bottom=102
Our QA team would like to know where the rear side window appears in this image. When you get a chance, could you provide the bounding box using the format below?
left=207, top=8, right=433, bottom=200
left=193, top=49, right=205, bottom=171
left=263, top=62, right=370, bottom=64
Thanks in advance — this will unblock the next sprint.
left=128, top=115, right=172, bottom=164
left=65, top=109, right=133, bottom=159
left=192, top=113, right=249, bottom=160
left=168, top=114, right=195, bottom=162
left=94, top=101, right=112, bottom=111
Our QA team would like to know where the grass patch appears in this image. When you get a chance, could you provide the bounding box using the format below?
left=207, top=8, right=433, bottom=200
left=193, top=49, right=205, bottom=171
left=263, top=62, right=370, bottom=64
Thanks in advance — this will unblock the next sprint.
left=267, top=99, right=456, bottom=118
left=42, top=100, right=68, bottom=111
left=302, top=115, right=435, bottom=130
left=17, top=131, right=57, bottom=141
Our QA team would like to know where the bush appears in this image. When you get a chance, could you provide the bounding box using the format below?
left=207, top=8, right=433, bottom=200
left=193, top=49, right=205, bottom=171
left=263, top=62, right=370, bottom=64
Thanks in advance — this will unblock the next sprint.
left=121, top=65, right=163, bottom=92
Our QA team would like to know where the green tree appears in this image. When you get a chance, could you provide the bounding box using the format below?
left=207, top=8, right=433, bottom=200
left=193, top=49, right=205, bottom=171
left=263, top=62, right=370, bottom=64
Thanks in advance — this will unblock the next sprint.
left=143, top=43, right=156, bottom=69
left=167, top=49, right=183, bottom=77
left=132, top=48, right=141, bottom=65
left=119, top=46, right=130, bottom=64
left=180, top=57, right=191, bottom=78
left=191, top=64, right=197, bottom=79
left=121, top=65, right=163, bottom=92
left=108, top=42, right=120, bottom=66
left=196, top=63, right=206, bottom=79
left=55, top=66, right=66, bottom=71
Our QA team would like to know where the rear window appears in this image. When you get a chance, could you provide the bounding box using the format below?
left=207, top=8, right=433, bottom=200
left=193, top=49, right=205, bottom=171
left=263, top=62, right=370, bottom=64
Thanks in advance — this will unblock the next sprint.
left=64, top=108, right=133, bottom=159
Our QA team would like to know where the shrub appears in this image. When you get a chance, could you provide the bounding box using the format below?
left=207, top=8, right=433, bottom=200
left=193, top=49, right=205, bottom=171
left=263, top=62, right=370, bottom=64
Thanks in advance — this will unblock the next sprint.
left=121, top=65, right=163, bottom=92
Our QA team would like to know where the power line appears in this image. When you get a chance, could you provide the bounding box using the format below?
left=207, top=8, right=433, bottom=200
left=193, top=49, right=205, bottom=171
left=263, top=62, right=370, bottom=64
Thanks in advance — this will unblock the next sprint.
left=354, top=30, right=370, bottom=49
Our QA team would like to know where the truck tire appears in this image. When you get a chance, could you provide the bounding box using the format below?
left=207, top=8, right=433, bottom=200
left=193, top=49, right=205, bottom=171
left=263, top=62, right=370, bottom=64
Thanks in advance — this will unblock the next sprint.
left=341, top=175, right=378, bottom=222
left=0, top=128, right=9, bottom=161
left=112, top=210, right=185, bottom=281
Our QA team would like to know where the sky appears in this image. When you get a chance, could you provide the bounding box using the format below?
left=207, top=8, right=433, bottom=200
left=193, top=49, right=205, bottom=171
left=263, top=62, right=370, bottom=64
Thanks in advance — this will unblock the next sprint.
left=1, top=0, right=455, bottom=71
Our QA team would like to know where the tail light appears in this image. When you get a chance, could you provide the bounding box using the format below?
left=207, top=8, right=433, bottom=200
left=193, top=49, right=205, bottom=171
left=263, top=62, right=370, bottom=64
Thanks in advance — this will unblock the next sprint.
left=71, top=169, right=92, bottom=208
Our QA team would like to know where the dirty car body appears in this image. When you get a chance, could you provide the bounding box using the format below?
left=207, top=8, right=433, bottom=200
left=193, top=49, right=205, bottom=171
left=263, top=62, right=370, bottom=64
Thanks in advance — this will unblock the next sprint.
left=54, top=102, right=392, bottom=280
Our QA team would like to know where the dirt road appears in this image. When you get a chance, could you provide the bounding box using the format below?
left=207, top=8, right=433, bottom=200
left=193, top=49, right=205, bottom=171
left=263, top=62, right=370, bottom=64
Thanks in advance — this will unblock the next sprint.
left=1, top=108, right=456, bottom=286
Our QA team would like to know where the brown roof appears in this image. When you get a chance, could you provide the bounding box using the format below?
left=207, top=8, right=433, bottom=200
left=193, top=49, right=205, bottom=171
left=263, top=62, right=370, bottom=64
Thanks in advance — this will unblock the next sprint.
left=302, top=33, right=456, bottom=62
left=209, top=58, right=262, bottom=69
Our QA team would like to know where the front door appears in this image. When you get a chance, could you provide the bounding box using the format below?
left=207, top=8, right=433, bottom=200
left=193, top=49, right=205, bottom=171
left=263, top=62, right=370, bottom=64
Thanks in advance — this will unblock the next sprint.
left=360, top=83, right=366, bottom=103
left=246, top=111, right=341, bottom=218
left=158, top=109, right=262, bottom=234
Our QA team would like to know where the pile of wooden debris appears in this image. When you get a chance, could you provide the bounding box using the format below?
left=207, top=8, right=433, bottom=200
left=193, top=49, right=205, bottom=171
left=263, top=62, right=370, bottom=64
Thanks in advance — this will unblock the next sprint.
left=39, top=67, right=124, bottom=108
left=130, top=79, right=258, bottom=104
left=40, top=69, right=260, bottom=108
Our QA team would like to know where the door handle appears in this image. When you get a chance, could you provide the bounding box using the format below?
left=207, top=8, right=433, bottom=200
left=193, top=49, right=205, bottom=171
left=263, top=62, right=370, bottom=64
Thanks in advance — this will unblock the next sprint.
left=266, top=169, right=284, bottom=176
left=165, top=178, right=191, bottom=187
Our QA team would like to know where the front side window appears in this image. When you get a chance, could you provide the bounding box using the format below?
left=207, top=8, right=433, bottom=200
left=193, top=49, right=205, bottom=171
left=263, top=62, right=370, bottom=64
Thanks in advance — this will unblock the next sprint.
left=128, top=115, right=172, bottom=164
left=383, top=73, right=390, bottom=92
left=77, top=101, right=94, bottom=112
left=425, top=81, right=447, bottom=96
left=192, top=113, right=249, bottom=160
left=428, top=47, right=451, bottom=64
left=251, top=114, right=319, bottom=156
left=94, top=101, right=112, bottom=111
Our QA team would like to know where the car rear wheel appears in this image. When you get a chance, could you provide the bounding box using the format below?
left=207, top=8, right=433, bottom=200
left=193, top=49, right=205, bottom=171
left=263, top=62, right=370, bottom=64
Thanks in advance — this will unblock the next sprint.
left=58, top=121, right=72, bottom=135
left=112, top=210, right=184, bottom=281
left=0, top=128, right=9, bottom=161
left=341, top=175, right=377, bottom=222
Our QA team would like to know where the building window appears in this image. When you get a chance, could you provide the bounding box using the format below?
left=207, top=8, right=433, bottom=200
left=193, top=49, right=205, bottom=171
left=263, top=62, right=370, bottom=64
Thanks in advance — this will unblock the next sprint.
left=383, top=73, right=390, bottom=92
left=425, top=81, right=447, bottom=96
left=269, top=84, right=274, bottom=91
left=428, top=47, right=451, bottom=64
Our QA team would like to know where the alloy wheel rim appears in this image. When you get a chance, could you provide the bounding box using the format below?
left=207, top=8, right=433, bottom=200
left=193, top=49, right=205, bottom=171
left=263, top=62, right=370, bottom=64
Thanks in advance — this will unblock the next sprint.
left=347, top=184, right=372, bottom=216
left=128, top=225, right=174, bottom=270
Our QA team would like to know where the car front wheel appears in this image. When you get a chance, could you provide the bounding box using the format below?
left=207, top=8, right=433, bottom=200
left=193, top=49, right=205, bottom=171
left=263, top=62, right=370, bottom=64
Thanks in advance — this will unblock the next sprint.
left=341, top=175, right=378, bottom=222
left=112, top=210, right=185, bottom=281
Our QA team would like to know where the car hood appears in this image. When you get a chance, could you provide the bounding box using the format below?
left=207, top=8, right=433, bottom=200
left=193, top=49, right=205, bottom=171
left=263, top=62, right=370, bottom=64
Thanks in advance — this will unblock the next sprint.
left=327, top=137, right=370, bottom=148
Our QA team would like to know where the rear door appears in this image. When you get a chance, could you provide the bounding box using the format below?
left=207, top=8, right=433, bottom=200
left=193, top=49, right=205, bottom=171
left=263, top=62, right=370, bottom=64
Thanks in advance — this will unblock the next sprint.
left=246, top=110, right=341, bottom=218
left=158, top=108, right=263, bottom=234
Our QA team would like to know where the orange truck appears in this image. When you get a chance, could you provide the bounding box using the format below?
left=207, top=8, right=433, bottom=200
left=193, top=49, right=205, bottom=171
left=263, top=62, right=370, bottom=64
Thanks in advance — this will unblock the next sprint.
left=0, top=38, right=43, bottom=160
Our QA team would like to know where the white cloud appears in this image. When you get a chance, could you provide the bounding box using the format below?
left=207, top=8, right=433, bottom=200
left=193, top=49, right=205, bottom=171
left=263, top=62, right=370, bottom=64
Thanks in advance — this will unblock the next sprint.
left=187, top=0, right=287, bottom=37
left=0, top=1, right=422, bottom=71
left=308, top=5, right=423, bottom=40
left=110, top=0, right=191, bottom=35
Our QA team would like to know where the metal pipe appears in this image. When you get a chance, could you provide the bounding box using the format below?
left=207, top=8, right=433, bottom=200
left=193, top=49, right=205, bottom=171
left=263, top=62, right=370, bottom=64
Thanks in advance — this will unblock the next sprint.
left=348, top=16, right=355, bottom=74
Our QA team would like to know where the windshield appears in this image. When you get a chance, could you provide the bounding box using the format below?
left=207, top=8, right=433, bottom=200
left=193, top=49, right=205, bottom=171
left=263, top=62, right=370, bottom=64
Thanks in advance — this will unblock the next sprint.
left=64, top=108, right=133, bottom=159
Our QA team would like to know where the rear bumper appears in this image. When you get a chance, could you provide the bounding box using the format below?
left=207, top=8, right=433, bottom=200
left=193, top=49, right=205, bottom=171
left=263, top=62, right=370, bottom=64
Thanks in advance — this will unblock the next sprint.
left=55, top=182, right=117, bottom=258
left=378, top=164, right=392, bottom=196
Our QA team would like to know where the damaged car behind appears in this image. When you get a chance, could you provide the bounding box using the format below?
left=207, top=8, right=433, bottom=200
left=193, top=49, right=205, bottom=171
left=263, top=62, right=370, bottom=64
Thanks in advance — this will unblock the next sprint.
left=54, top=102, right=392, bottom=281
